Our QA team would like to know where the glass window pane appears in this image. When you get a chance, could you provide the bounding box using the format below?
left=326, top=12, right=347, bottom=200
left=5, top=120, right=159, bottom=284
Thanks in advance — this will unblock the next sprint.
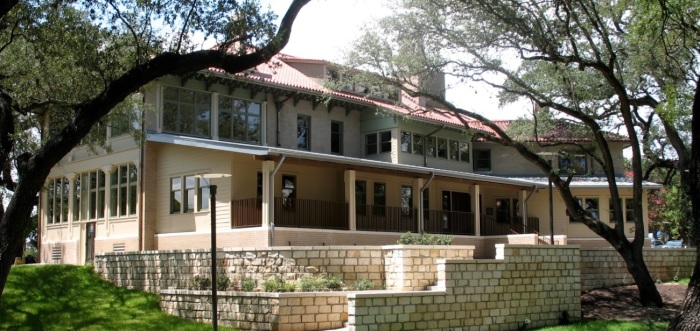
left=625, top=198, right=635, bottom=223
left=449, top=140, right=459, bottom=160
left=297, top=116, right=310, bottom=150
left=400, top=131, right=411, bottom=153
left=459, top=142, right=470, bottom=162
left=379, top=131, right=391, bottom=153
left=426, top=137, right=436, bottom=157
left=171, top=177, right=181, bottom=214
left=365, top=133, right=377, bottom=155
left=437, top=137, right=447, bottom=159
left=412, top=134, right=424, bottom=155
left=218, top=108, right=232, bottom=140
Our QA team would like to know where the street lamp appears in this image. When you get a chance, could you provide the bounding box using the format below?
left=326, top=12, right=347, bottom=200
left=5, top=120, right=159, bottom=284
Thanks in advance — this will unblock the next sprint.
left=195, top=173, right=231, bottom=331
left=538, top=152, right=557, bottom=245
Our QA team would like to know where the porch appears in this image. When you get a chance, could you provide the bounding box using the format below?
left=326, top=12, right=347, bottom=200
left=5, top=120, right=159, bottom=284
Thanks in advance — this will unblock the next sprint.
left=230, top=197, right=539, bottom=236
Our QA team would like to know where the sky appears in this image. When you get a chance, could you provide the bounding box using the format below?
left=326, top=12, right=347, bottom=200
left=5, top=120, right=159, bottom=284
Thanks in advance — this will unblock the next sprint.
left=261, top=0, right=526, bottom=120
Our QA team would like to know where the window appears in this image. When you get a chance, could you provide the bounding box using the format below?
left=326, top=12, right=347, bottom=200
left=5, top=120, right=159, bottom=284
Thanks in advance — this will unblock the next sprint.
left=401, top=185, right=413, bottom=216
left=400, top=131, right=470, bottom=163
left=281, top=175, right=296, bottom=211
left=437, top=137, right=448, bottom=159
left=459, top=142, right=470, bottom=162
left=356, top=180, right=366, bottom=215
left=569, top=197, right=599, bottom=222
left=423, top=188, right=430, bottom=220
left=110, top=164, right=137, bottom=217
left=608, top=197, right=635, bottom=223
left=426, top=137, right=436, bottom=157
left=111, top=111, right=135, bottom=137
left=449, top=140, right=459, bottom=161
left=47, top=177, right=69, bottom=224
left=331, top=121, right=343, bottom=154
left=297, top=115, right=310, bottom=150
left=169, top=174, right=209, bottom=214
left=365, top=131, right=391, bottom=155
left=373, top=182, right=386, bottom=216
left=474, top=149, right=491, bottom=171
left=162, top=86, right=211, bottom=137
left=218, top=97, right=261, bottom=143
left=412, top=133, right=424, bottom=155
left=400, top=131, right=411, bottom=153
left=559, top=155, right=588, bottom=174
left=74, top=170, right=106, bottom=221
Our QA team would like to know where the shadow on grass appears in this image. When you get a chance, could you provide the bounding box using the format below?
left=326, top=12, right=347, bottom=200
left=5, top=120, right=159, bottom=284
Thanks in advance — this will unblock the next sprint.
left=533, top=319, right=669, bottom=331
left=0, top=265, right=234, bottom=331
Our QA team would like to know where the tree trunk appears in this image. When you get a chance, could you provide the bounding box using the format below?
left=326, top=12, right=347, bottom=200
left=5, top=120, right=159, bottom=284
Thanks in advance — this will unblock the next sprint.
left=667, top=74, right=700, bottom=331
left=621, top=245, right=664, bottom=307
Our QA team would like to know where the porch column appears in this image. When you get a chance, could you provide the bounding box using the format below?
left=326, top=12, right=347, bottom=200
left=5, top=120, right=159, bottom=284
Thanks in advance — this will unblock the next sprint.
left=473, top=184, right=481, bottom=236
left=345, top=170, right=356, bottom=231
left=102, top=166, right=112, bottom=237
left=262, top=160, right=275, bottom=229
left=520, top=189, right=528, bottom=233
left=66, top=173, right=75, bottom=240
left=413, top=177, right=424, bottom=233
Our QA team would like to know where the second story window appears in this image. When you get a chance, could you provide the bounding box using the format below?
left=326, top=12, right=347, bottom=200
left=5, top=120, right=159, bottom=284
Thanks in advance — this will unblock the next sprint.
left=74, top=170, right=106, bottom=221
left=331, top=121, right=343, bottom=154
left=366, top=131, right=391, bottom=155
left=111, top=163, right=138, bottom=217
left=559, top=155, right=588, bottom=174
left=218, top=97, right=262, bottom=144
left=162, top=86, right=211, bottom=138
left=474, top=149, right=491, bottom=171
left=47, top=177, right=69, bottom=225
left=297, top=115, right=310, bottom=150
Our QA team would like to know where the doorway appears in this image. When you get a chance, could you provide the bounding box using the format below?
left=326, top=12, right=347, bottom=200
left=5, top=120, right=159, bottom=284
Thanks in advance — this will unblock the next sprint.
left=85, top=222, right=96, bottom=264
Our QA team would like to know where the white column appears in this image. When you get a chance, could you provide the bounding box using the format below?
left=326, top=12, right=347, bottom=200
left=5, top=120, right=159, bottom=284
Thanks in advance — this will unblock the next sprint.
left=345, top=170, right=357, bottom=231
left=66, top=173, right=75, bottom=240
left=520, top=189, right=528, bottom=233
left=473, top=184, right=481, bottom=236
left=413, top=177, right=424, bottom=233
left=262, top=160, right=275, bottom=229
left=102, top=166, right=113, bottom=236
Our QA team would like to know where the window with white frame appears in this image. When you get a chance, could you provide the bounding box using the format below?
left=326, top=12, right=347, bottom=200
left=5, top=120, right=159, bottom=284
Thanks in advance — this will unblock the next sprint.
left=365, top=131, right=391, bottom=155
left=162, top=86, right=211, bottom=137
left=73, top=170, right=106, bottom=221
left=110, top=163, right=137, bottom=217
left=297, top=115, right=310, bottom=150
left=569, top=197, right=599, bottom=222
left=401, top=131, right=470, bottom=163
left=169, top=174, right=209, bottom=214
left=609, top=197, right=635, bottom=223
left=47, top=177, right=69, bottom=224
left=559, top=155, right=588, bottom=174
left=218, top=96, right=261, bottom=143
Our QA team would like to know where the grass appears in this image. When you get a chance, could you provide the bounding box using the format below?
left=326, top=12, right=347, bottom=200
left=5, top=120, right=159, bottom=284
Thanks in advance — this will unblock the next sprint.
left=0, top=264, right=237, bottom=331
left=533, top=319, right=669, bottom=331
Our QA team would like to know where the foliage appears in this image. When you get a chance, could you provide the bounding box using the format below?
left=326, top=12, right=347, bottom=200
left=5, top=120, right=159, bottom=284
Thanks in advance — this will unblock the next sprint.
left=191, top=275, right=211, bottom=291
left=262, top=276, right=295, bottom=293
left=216, top=274, right=230, bottom=291
left=299, top=274, right=344, bottom=292
left=0, top=265, right=236, bottom=330
left=354, top=279, right=375, bottom=291
left=321, top=275, right=344, bottom=291
left=651, top=186, right=695, bottom=245
left=532, top=319, right=668, bottom=331
left=397, top=231, right=453, bottom=245
left=241, top=278, right=256, bottom=291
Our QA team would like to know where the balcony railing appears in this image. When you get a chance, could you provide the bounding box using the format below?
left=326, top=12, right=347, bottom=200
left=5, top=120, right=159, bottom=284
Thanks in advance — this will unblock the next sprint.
left=356, top=205, right=417, bottom=233
left=480, top=216, right=540, bottom=236
left=423, top=210, right=475, bottom=235
left=231, top=198, right=263, bottom=228
left=275, top=197, right=349, bottom=230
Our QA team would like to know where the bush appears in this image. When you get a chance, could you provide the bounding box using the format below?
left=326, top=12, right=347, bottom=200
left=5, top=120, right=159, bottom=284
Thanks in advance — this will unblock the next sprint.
left=241, top=278, right=256, bottom=291
left=216, top=274, right=230, bottom=291
left=262, top=276, right=295, bottom=292
left=322, top=275, right=344, bottom=291
left=192, top=275, right=211, bottom=290
left=354, top=279, right=374, bottom=291
left=299, top=275, right=324, bottom=292
left=397, top=231, right=453, bottom=245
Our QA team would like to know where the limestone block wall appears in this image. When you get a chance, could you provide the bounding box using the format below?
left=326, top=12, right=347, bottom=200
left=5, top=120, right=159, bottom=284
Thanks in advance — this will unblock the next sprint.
left=348, top=245, right=582, bottom=331
left=160, top=290, right=348, bottom=331
left=383, top=245, right=475, bottom=291
left=581, top=248, right=696, bottom=290
left=95, top=245, right=476, bottom=293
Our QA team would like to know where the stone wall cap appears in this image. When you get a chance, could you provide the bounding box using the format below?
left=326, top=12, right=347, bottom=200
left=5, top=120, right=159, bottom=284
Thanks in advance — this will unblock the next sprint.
left=349, top=290, right=445, bottom=299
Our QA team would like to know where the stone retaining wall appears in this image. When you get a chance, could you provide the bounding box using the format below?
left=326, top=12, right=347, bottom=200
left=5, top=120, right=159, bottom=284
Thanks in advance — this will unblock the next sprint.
left=581, top=248, right=695, bottom=290
left=94, top=245, right=476, bottom=293
left=348, top=245, right=582, bottom=331
left=160, top=290, right=349, bottom=331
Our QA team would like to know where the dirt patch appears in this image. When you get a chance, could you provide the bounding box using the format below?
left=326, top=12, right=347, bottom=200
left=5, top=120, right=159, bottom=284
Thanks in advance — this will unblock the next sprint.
left=582, top=283, right=688, bottom=322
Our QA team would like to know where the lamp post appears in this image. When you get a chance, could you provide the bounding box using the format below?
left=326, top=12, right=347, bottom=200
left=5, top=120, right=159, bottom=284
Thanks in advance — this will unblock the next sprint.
left=538, top=152, right=557, bottom=245
left=195, top=174, right=231, bottom=331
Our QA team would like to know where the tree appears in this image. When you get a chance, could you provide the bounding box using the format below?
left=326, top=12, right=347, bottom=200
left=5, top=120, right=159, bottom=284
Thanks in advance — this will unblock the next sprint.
left=0, top=0, right=310, bottom=297
left=347, top=0, right=699, bottom=307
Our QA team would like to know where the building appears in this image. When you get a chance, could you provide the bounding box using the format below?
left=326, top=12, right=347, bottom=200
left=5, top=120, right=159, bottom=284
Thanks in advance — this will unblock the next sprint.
left=39, top=54, right=660, bottom=264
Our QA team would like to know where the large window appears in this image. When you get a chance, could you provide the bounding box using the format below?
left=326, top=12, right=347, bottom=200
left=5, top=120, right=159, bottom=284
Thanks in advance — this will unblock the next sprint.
left=569, top=197, right=599, bottom=222
left=474, top=149, right=491, bottom=171
left=331, top=121, right=343, bottom=154
left=356, top=180, right=366, bottom=215
left=401, top=185, right=413, bottom=216
left=47, top=177, right=69, bottom=224
left=218, top=96, right=261, bottom=143
left=297, top=115, right=310, bottom=150
left=170, top=174, right=209, bottom=214
left=111, top=164, right=137, bottom=217
left=373, top=182, right=386, bottom=216
left=162, top=86, right=211, bottom=137
left=401, top=131, right=469, bottom=162
left=74, top=170, right=106, bottom=221
left=609, top=198, right=635, bottom=223
left=559, top=155, right=588, bottom=174
left=282, top=175, right=296, bottom=211
left=365, top=131, right=391, bottom=155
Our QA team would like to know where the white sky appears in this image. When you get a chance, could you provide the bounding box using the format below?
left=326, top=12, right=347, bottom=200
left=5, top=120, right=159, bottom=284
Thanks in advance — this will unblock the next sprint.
left=262, top=0, right=526, bottom=120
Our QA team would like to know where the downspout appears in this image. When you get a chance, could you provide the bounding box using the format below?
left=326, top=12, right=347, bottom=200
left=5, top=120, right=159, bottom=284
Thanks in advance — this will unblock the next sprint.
left=422, top=125, right=446, bottom=167
left=419, top=172, right=435, bottom=234
left=269, top=154, right=286, bottom=245
left=138, top=99, right=146, bottom=251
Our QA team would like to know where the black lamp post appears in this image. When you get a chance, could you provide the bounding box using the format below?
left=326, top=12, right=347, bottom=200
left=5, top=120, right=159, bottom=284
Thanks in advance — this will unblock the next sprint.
left=210, top=184, right=218, bottom=331
left=549, top=177, right=554, bottom=245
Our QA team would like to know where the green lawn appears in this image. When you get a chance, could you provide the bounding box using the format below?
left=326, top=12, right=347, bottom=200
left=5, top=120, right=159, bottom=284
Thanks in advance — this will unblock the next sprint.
left=533, top=320, right=669, bottom=331
left=0, top=264, right=236, bottom=331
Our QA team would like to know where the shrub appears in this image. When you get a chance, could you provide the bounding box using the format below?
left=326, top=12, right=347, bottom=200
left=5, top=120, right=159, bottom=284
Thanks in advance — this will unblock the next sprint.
left=397, top=231, right=453, bottom=245
left=192, top=275, right=211, bottom=290
left=216, top=274, right=230, bottom=291
left=322, top=275, right=344, bottom=291
left=241, top=278, right=256, bottom=291
left=354, top=279, right=374, bottom=291
left=299, top=275, right=324, bottom=292
left=262, top=276, right=295, bottom=292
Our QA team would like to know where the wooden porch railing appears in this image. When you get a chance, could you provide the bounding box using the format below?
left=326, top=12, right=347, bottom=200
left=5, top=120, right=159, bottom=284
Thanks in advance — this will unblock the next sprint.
left=423, top=210, right=475, bottom=235
left=356, top=205, right=417, bottom=233
left=231, top=198, right=263, bottom=228
left=275, top=197, right=348, bottom=230
left=480, top=216, right=540, bottom=236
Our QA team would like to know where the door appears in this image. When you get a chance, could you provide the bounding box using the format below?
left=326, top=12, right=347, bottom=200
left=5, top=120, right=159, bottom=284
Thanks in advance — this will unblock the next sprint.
left=442, top=191, right=471, bottom=233
left=85, top=222, right=96, bottom=264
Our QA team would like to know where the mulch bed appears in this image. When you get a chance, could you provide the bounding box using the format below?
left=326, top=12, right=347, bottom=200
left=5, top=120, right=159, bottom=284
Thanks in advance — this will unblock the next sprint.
left=582, top=283, right=688, bottom=322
